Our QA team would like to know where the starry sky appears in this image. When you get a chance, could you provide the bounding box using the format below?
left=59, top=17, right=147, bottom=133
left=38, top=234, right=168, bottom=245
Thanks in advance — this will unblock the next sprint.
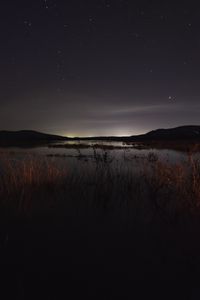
left=0, top=0, right=200, bottom=136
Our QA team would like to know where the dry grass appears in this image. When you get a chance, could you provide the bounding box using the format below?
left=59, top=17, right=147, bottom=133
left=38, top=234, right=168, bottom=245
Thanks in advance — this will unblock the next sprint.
left=0, top=151, right=200, bottom=223
left=0, top=156, right=68, bottom=215
left=0, top=150, right=200, bottom=299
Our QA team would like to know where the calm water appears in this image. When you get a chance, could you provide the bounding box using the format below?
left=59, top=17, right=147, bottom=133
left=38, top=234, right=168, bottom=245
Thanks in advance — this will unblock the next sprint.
left=0, top=140, right=193, bottom=173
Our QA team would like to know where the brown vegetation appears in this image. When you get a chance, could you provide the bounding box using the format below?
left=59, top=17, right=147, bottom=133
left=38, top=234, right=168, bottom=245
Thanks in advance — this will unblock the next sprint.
left=0, top=151, right=200, bottom=223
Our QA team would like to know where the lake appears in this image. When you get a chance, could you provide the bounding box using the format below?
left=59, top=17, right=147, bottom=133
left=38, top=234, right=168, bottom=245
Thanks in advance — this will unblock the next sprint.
left=0, top=140, right=191, bottom=162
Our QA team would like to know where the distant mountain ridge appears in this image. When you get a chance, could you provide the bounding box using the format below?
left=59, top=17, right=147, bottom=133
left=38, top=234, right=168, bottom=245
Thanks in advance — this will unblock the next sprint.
left=0, top=130, right=69, bottom=146
left=0, top=126, right=200, bottom=146
left=132, top=125, right=200, bottom=141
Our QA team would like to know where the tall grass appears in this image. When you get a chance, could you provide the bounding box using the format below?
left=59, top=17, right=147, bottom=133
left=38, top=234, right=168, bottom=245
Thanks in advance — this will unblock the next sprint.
left=0, top=151, right=200, bottom=223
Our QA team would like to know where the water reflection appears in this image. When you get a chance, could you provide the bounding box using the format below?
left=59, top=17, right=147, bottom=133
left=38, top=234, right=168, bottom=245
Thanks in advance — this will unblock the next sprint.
left=0, top=140, right=193, bottom=171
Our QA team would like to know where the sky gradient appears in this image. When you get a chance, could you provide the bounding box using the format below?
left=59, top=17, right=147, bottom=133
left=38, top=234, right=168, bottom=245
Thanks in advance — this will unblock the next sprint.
left=0, top=0, right=200, bottom=136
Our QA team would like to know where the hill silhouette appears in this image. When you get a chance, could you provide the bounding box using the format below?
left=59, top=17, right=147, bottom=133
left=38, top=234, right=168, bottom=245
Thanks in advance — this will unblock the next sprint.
left=135, top=125, right=200, bottom=141
left=0, top=130, right=69, bottom=146
left=0, top=126, right=200, bottom=146
left=73, top=125, right=200, bottom=142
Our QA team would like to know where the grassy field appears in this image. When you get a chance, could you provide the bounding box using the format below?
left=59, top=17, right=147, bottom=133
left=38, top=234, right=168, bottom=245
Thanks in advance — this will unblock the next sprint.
left=0, top=150, right=199, bottom=219
left=0, top=150, right=200, bottom=299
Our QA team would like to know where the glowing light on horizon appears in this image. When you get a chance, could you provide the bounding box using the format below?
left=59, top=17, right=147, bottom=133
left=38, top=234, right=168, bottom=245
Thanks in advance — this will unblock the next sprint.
left=61, top=128, right=144, bottom=137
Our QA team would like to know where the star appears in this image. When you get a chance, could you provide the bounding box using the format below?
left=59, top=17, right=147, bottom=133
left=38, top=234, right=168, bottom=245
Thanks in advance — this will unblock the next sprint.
left=168, top=96, right=174, bottom=101
left=134, top=33, right=140, bottom=38
left=43, top=0, right=49, bottom=9
left=24, top=21, right=32, bottom=27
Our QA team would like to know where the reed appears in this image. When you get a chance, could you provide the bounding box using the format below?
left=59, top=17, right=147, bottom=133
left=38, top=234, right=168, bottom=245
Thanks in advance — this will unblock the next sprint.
left=0, top=151, right=199, bottom=223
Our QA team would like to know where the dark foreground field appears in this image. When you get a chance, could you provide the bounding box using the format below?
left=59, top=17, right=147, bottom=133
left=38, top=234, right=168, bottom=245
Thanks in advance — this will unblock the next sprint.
left=0, top=152, right=200, bottom=299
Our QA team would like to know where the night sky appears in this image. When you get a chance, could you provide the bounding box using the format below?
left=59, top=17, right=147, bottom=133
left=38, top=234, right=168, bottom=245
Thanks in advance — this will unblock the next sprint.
left=0, top=0, right=200, bottom=136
